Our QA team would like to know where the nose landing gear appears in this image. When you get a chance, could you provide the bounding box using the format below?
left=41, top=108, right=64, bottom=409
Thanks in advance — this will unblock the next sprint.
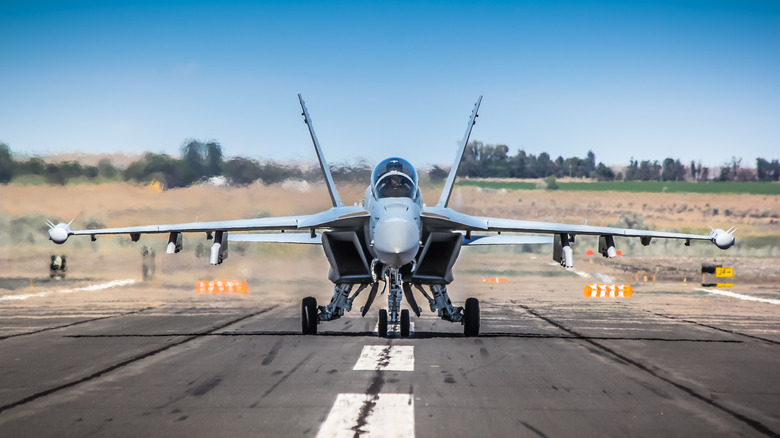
left=376, top=268, right=412, bottom=338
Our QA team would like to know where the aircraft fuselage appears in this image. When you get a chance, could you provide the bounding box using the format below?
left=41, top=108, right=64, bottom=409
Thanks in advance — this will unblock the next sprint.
left=364, top=186, right=423, bottom=269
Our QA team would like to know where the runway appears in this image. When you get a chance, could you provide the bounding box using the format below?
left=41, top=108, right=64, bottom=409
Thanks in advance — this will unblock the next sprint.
left=0, top=278, right=778, bottom=437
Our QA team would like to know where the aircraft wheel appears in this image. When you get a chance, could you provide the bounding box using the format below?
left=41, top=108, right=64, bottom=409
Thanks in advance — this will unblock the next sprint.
left=463, top=297, right=480, bottom=337
left=400, top=309, right=410, bottom=337
left=378, top=309, right=388, bottom=338
left=302, top=297, right=318, bottom=335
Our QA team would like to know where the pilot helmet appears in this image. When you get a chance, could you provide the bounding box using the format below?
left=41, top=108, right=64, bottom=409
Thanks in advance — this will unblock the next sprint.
left=386, top=160, right=403, bottom=173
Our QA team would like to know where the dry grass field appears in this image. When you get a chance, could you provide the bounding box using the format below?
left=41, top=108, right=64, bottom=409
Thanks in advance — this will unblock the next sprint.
left=1, top=180, right=778, bottom=295
left=4, top=181, right=778, bottom=233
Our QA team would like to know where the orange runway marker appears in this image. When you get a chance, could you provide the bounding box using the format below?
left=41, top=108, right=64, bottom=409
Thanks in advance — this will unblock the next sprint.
left=481, top=277, right=508, bottom=283
left=584, top=284, right=633, bottom=298
left=196, top=280, right=249, bottom=294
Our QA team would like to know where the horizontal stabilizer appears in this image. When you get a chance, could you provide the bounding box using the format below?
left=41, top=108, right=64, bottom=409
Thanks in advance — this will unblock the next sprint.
left=463, top=235, right=553, bottom=246
left=229, top=233, right=322, bottom=244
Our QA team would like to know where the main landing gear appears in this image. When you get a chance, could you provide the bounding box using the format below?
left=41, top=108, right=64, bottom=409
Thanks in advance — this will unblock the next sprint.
left=302, top=297, right=318, bottom=335
left=300, top=268, right=480, bottom=337
left=463, top=297, right=480, bottom=337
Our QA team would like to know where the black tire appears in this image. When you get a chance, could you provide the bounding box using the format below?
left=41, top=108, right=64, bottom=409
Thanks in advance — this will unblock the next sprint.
left=302, top=297, right=318, bottom=335
left=378, top=309, right=388, bottom=338
left=464, top=297, right=480, bottom=337
left=400, top=309, right=410, bottom=337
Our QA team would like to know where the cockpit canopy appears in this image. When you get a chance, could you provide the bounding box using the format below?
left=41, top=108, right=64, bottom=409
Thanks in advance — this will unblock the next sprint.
left=371, top=157, right=418, bottom=199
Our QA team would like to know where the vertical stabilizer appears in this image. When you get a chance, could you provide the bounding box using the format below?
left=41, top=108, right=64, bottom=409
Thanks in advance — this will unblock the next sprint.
left=298, top=94, right=343, bottom=207
left=436, top=96, right=482, bottom=208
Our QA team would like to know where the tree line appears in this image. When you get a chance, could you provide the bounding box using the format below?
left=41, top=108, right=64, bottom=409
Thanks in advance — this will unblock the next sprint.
left=0, top=140, right=373, bottom=187
left=1, top=140, right=778, bottom=186
left=440, top=141, right=779, bottom=183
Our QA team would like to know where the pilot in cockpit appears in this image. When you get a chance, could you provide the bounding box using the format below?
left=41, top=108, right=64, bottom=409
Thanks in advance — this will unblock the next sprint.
left=373, top=158, right=417, bottom=199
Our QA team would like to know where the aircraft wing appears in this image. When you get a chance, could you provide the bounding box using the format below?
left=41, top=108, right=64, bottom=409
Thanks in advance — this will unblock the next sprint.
left=69, top=216, right=301, bottom=236
left=53, top=206, right=368, bottom=239
left=422, top=206, right=735, bottom=261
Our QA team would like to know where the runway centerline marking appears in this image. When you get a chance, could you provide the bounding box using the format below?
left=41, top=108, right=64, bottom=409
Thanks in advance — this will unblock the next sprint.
left=316, top=393, right=414, bottom=438
left=696, top=288, right=780, bottom=305
left=353, top=345, right=414, bottom=371
left=0, top=279, right=137, bottom=301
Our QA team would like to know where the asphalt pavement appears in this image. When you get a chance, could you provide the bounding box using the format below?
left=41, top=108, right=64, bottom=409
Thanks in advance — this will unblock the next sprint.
left=0, top=279, right=778, bottom=437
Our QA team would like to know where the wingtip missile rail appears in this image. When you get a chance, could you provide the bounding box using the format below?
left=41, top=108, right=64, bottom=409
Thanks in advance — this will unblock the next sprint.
left=709, top=227, right=736, bottom=250
left=48, top=220, right=72, bottom=244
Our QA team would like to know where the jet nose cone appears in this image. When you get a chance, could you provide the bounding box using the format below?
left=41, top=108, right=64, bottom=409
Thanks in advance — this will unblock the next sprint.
left=373, top=218, right=420, bottom=268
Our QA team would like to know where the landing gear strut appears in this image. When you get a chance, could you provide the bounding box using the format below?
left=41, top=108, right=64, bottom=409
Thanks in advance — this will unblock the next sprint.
left=414, top=284, right=480, bottom=336
left=376, top=268, right=412, bottom=338
left=300, top=270, right=479, bottom=337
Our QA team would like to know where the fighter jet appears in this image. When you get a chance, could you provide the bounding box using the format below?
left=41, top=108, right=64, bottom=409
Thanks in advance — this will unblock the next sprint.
left=48, top=95, right=736, bottom=337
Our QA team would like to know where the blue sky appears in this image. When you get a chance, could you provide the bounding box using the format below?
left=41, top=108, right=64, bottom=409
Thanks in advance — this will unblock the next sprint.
left=1, top=0, right=778, bottom=168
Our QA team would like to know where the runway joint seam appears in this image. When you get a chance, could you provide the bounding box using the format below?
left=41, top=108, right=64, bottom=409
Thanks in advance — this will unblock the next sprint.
left=518, top=304, right=779, bottom=438
left=0, top=306, right=155, bottom=341
left=651, top=311, right=780, bottom=346
left=0, top=305, right=278, bottom=415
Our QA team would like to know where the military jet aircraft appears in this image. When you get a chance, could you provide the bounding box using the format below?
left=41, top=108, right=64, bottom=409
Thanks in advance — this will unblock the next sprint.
left=48, top=95, right=736, bottom=337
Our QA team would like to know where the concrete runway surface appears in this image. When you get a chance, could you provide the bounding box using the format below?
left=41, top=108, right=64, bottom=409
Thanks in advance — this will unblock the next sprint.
left=0, top=276, right=778, bottom=437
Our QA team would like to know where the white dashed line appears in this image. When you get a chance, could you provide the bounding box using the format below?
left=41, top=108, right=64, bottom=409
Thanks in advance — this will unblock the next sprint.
left=0, top=279, right=137, bottom=301
left=316, top=393, right=414, bottom=438
left=353, top=345, right=415, bottom=371
left=696, top=288, right=780, bottom=305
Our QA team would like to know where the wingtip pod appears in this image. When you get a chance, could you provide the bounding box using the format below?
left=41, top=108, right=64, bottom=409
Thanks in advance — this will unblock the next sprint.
left=48, top=222, right=71, bottom=244
left=709, top=228, right=736, bottom=250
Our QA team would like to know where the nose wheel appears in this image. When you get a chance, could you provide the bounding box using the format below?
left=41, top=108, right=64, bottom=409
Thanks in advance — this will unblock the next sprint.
left=400, top=309, right=410, bottom=337
left=377, top=308, right=411, bottom=338
left=378, top=309, right=388, bottom=337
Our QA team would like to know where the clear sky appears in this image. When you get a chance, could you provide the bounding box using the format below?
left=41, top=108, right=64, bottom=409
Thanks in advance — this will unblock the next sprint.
left=1, top=0, right=778, bottom=168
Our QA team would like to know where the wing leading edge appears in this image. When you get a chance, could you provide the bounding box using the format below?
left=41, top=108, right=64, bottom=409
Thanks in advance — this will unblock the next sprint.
left=423, top=206, right=725, bottom=241
left=53, top=206, right=367, bottom=241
